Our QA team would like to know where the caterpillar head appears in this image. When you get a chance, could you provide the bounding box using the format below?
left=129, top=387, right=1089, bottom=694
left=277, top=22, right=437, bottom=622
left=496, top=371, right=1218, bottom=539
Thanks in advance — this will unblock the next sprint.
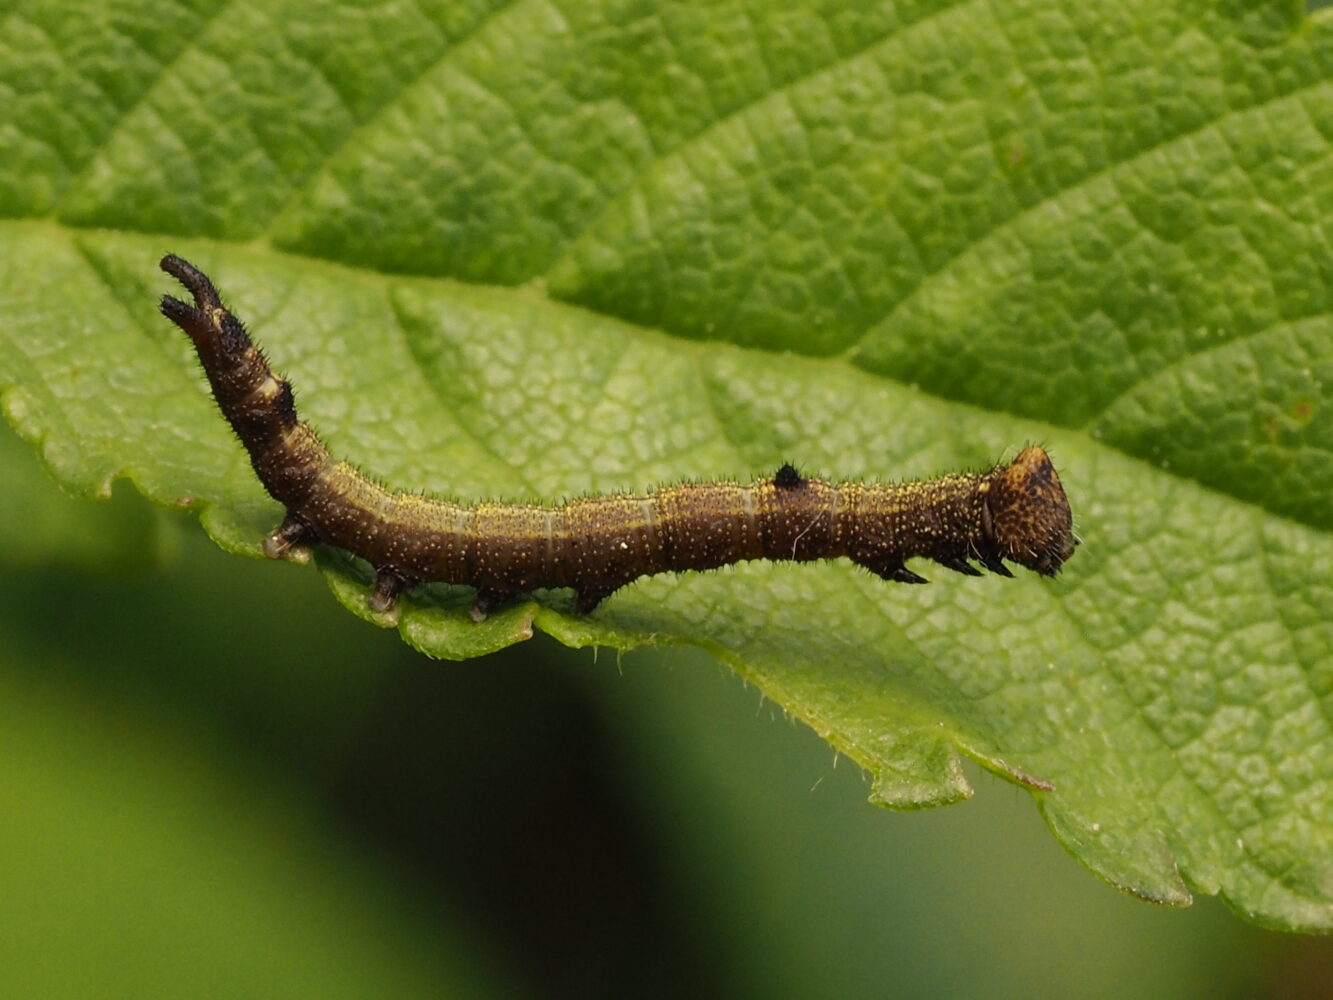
left=982, top=447, right=1077, bottom=576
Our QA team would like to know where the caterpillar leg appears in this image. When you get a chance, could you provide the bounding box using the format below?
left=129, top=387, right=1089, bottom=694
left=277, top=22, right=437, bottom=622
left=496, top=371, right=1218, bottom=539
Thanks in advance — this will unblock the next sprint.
left=978, top=551, right=1014, bottom=577
left=574, top=586, right=616, bottom=614
left=865, top=563, right=929, bottom=585
left=469, top=589, right=510, bottom=623
left=939, top=557, right=983, bottom=577
left=369, top=568, right=409, bottom=613
left=263, top=514, right=315, bottom=562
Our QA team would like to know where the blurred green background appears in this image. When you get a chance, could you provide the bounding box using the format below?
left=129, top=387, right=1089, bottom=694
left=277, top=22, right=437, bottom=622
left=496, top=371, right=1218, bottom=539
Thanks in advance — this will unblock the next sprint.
left=3, top=419, right=1330, bottom=998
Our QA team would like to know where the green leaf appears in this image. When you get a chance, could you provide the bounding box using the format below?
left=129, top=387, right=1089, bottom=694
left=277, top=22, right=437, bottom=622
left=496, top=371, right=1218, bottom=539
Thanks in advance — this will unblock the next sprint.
left=1, top=0, right=1331, bottom=930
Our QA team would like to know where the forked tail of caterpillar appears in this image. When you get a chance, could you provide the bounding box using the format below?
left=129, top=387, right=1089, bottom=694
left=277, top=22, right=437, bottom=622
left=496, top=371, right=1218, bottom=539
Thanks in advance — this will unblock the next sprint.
left=159, top=255, right=1077, bottom=621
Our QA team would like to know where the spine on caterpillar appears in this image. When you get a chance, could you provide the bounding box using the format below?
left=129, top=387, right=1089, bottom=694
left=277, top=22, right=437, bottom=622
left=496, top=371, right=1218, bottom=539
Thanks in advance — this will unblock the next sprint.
left=161, top=255, right=1075, bottom=621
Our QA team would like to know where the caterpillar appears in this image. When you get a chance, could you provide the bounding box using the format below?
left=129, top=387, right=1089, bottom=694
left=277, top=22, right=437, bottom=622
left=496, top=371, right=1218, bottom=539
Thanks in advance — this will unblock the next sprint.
left=159, top=254, right=1076, bottom=621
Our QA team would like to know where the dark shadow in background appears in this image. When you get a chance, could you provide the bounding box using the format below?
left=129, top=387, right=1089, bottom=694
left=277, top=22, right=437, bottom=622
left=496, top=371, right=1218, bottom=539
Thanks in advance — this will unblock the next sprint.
left=328, top=648, right=721, bottom=1000
left=3, top=534, right=719, bottom=1000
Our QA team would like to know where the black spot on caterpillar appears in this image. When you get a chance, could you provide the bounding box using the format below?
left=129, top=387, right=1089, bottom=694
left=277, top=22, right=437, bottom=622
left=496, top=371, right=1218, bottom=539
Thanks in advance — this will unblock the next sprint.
left=773, top=463, right=805, bottom=490
left=159, top=255, right=1077, bottom=621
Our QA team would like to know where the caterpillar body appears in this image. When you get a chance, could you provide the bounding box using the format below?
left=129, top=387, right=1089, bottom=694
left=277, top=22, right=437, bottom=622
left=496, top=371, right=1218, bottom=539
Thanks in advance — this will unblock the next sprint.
left=159, top=255, right=1076, bottom=621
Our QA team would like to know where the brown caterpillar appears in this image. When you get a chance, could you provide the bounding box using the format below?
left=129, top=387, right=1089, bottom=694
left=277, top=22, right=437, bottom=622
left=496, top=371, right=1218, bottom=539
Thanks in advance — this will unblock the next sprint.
left=159, top=255, right=1076, bottom=621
